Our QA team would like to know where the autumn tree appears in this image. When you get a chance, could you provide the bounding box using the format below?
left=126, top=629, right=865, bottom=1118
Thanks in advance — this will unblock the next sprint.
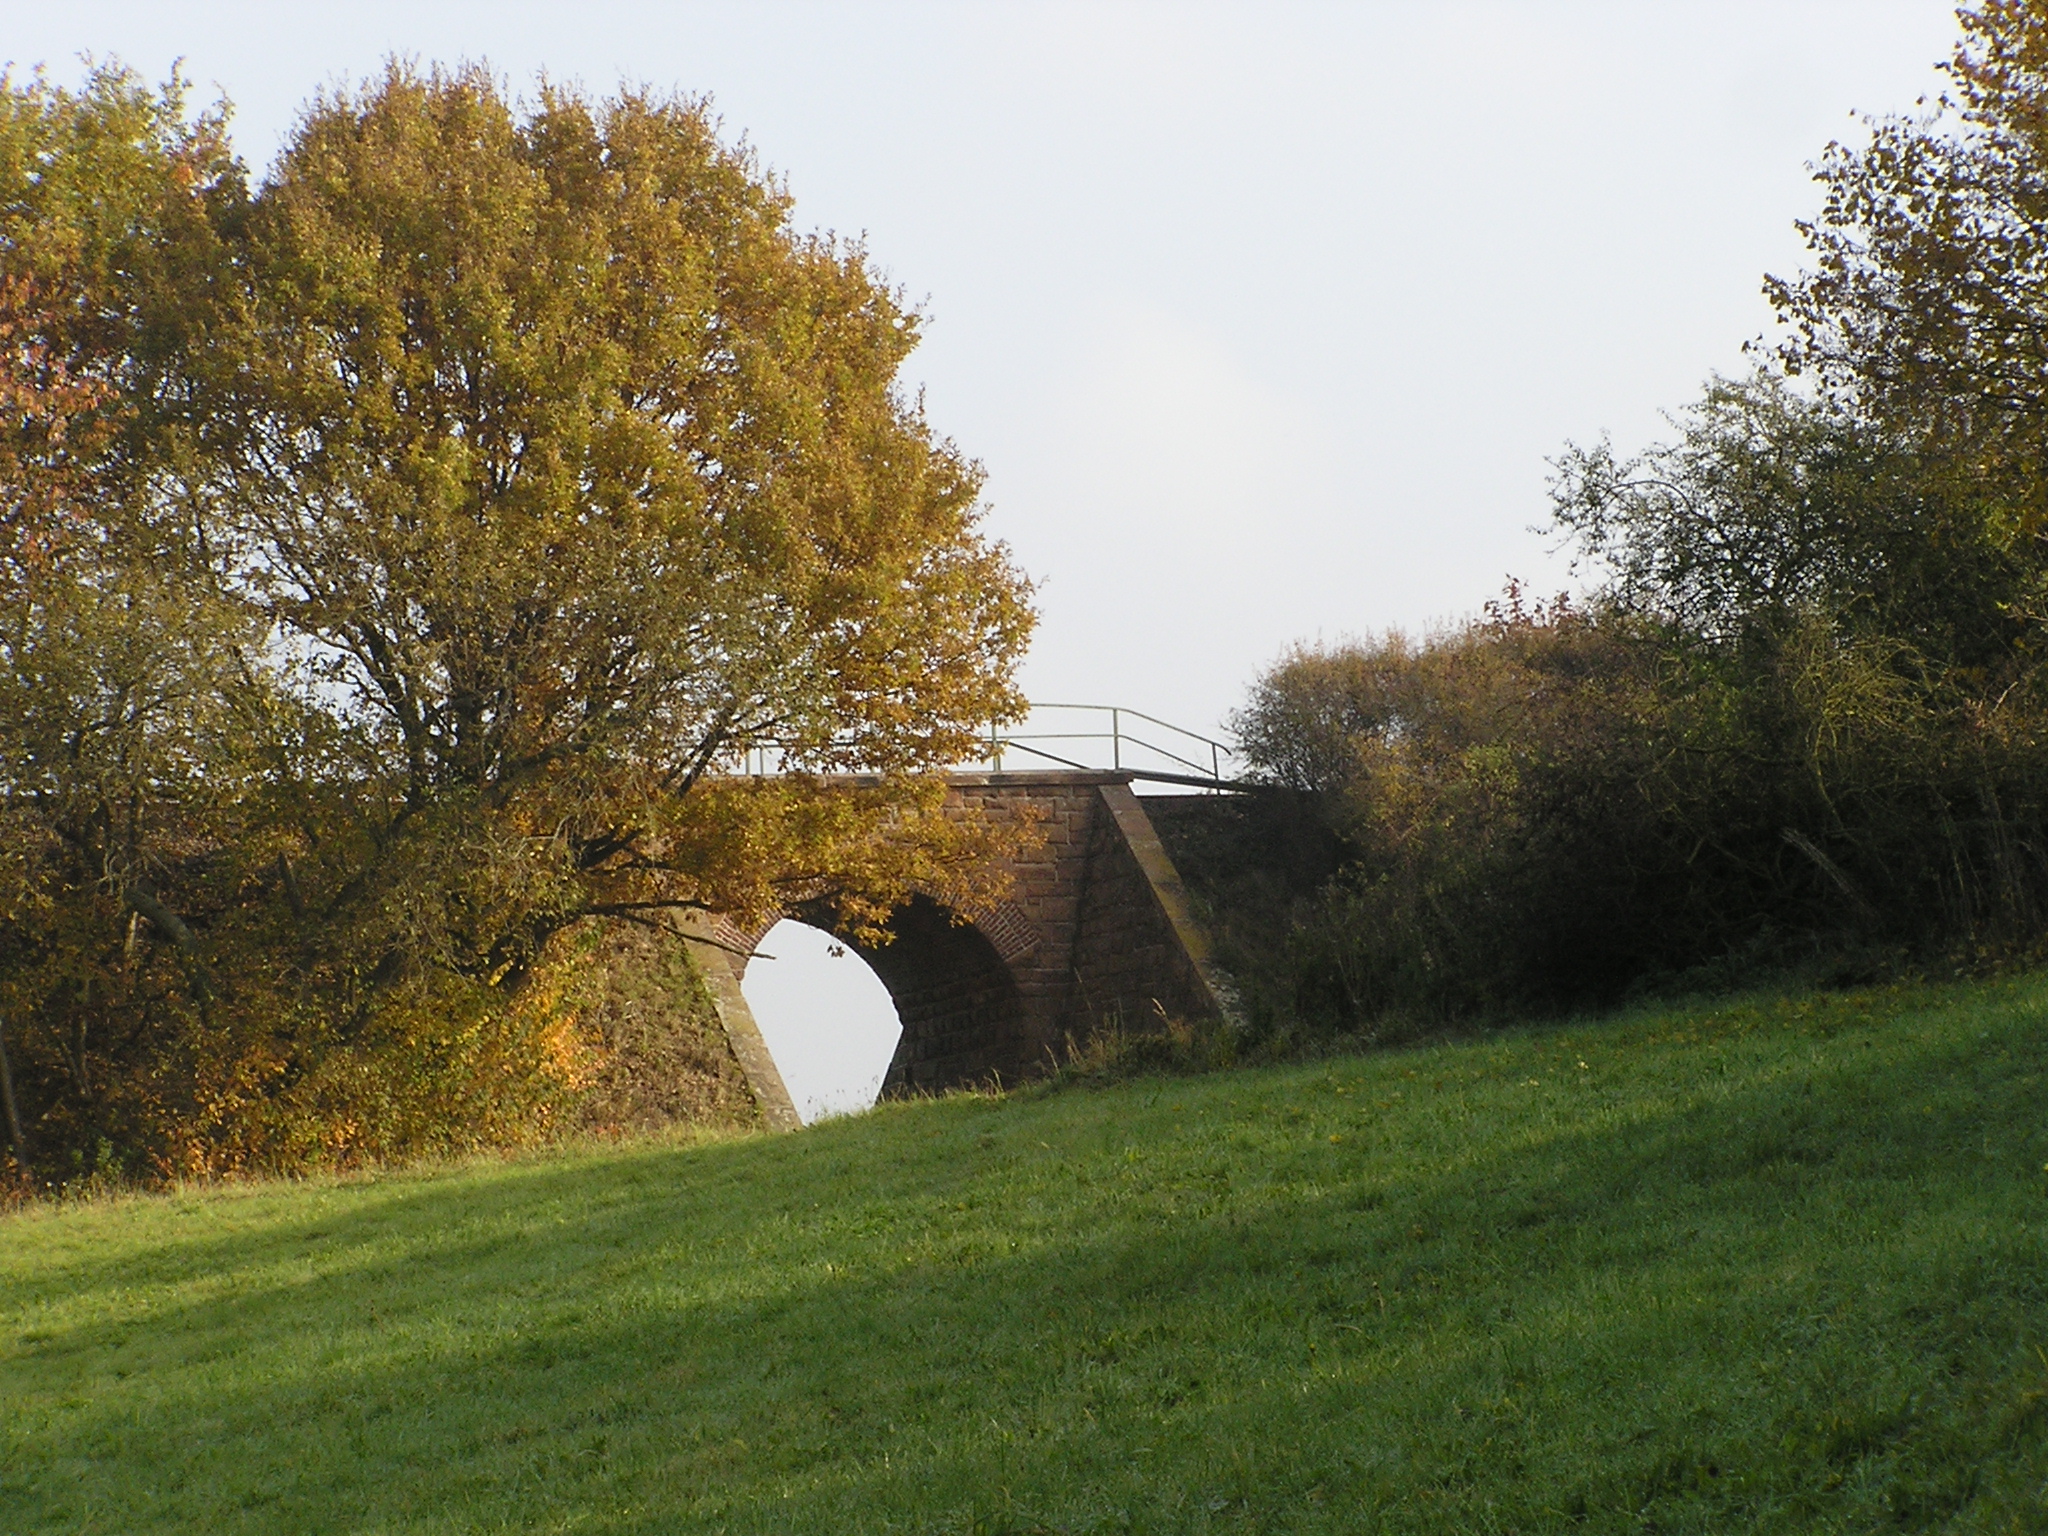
left=197, top=66, right=1034, bottom=999
left=1749, top=0, right=2048, bottom=937
left=1770, top=0, right=2048, bottom=533
left=0, top=272, right=115, bottom=1183
left=0, top=69, right=259, bottom=1182
left=0, top=62, right=1035, bottom=1180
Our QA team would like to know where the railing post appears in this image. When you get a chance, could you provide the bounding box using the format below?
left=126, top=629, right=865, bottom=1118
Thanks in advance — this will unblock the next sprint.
left=1112, top=707, right=1121, bottom=770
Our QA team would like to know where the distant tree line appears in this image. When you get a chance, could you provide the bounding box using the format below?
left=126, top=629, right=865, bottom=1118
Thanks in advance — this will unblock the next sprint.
left=0, top=64, right=1033, bottom=1187
left=1230, top=2, right=2048, bottom=1037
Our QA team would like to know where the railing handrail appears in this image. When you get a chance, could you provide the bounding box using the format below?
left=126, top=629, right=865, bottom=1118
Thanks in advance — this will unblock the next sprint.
left=993, top=729, right=1216, bottom=779
left=729, top=701, right=1243, bottom=789
left=1022, top=701, right=1230, bottom=754
left=983, top=701, right=1236, bottom=786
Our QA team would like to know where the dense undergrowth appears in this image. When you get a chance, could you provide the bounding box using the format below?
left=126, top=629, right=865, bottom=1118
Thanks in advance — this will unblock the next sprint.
left=3, top=973, right=2043, bottom=1533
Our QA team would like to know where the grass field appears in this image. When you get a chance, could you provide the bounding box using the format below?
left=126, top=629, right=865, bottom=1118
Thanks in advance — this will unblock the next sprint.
left=3, top=976, right=2047, bottom=1533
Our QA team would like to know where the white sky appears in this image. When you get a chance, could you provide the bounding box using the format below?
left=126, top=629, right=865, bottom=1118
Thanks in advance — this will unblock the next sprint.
left=7, top=2, right=1965, bottom=1109
left=7, top=0, right=1962, bottom=738
left=740, top=920, right=901, bottom=1124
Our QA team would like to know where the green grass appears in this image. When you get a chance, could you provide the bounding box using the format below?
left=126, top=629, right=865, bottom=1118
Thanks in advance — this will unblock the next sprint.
left=3, top=978, right=2047, bottom=1533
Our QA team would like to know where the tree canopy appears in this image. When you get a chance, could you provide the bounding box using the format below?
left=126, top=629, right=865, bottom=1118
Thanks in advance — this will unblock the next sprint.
left=1772, top=0, right=2048, bottom=531
left=0, top=62, right=1034, bottom=1182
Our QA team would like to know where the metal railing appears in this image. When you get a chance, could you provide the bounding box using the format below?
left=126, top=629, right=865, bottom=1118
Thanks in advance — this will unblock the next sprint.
left=981, top=702, right=1239, bottom=789
left=729, top=702, right=1244, bottom=790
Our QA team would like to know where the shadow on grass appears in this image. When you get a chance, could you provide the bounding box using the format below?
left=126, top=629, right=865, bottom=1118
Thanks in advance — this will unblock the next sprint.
left=4, top=985, right=2047, bottom=1534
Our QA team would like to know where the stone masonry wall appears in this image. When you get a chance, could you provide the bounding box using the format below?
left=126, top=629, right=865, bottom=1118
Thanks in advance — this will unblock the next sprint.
left=1064, top=801, right=1179, bottom=1035
left=870, top=775, right=1235, bottom=1090
left=886, top=774, right=1113, bottom=1088
left=866, top=895, right=1024, bottom=1093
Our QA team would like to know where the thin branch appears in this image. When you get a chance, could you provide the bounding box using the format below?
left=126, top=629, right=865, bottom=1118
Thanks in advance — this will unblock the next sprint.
left=124, top=885, right=213, bottom=1012
left=577, top=901, right=775, bottom=960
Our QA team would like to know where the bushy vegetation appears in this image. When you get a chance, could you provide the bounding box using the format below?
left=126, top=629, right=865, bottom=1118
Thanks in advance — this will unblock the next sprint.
left=3, top=975, right=2043, bottom=1532
left=0, top=64, right=1032, bottom=1186
left=1230, top=5, right=2048, bottom=1038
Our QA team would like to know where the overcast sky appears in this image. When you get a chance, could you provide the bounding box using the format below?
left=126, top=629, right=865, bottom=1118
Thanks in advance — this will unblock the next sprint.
left=7, top=0, right=1964, bottom=741
left=5, top=2, right=1968, bottom=1112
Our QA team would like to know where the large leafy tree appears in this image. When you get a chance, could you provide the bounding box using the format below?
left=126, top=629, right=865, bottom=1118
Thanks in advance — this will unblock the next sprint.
left=1548, top=374, right=2028, bottom=670
left=205, top=66, right=1034, bottom=992
left=0, top=63, right=1035, bottom=1179
left=1221, top=4, right=2048, bottom=1041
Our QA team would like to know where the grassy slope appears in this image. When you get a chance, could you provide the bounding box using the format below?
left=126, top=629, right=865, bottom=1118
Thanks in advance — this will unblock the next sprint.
left=3, top=979, right=2047, bottom=1535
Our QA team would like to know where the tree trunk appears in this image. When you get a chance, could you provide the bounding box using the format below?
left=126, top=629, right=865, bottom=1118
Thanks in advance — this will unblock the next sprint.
left=0, top=1011, right=33, bottom=1185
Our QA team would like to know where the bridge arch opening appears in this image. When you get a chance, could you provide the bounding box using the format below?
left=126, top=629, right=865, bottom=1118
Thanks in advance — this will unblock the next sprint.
left=738, top=918, right=902, bottom=1123
left=733, top=894, right=1031, bottom=1115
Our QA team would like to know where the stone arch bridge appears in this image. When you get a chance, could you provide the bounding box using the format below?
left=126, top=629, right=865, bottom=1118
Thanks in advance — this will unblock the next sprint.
left=681, top=771, right=1243, bottom=1130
